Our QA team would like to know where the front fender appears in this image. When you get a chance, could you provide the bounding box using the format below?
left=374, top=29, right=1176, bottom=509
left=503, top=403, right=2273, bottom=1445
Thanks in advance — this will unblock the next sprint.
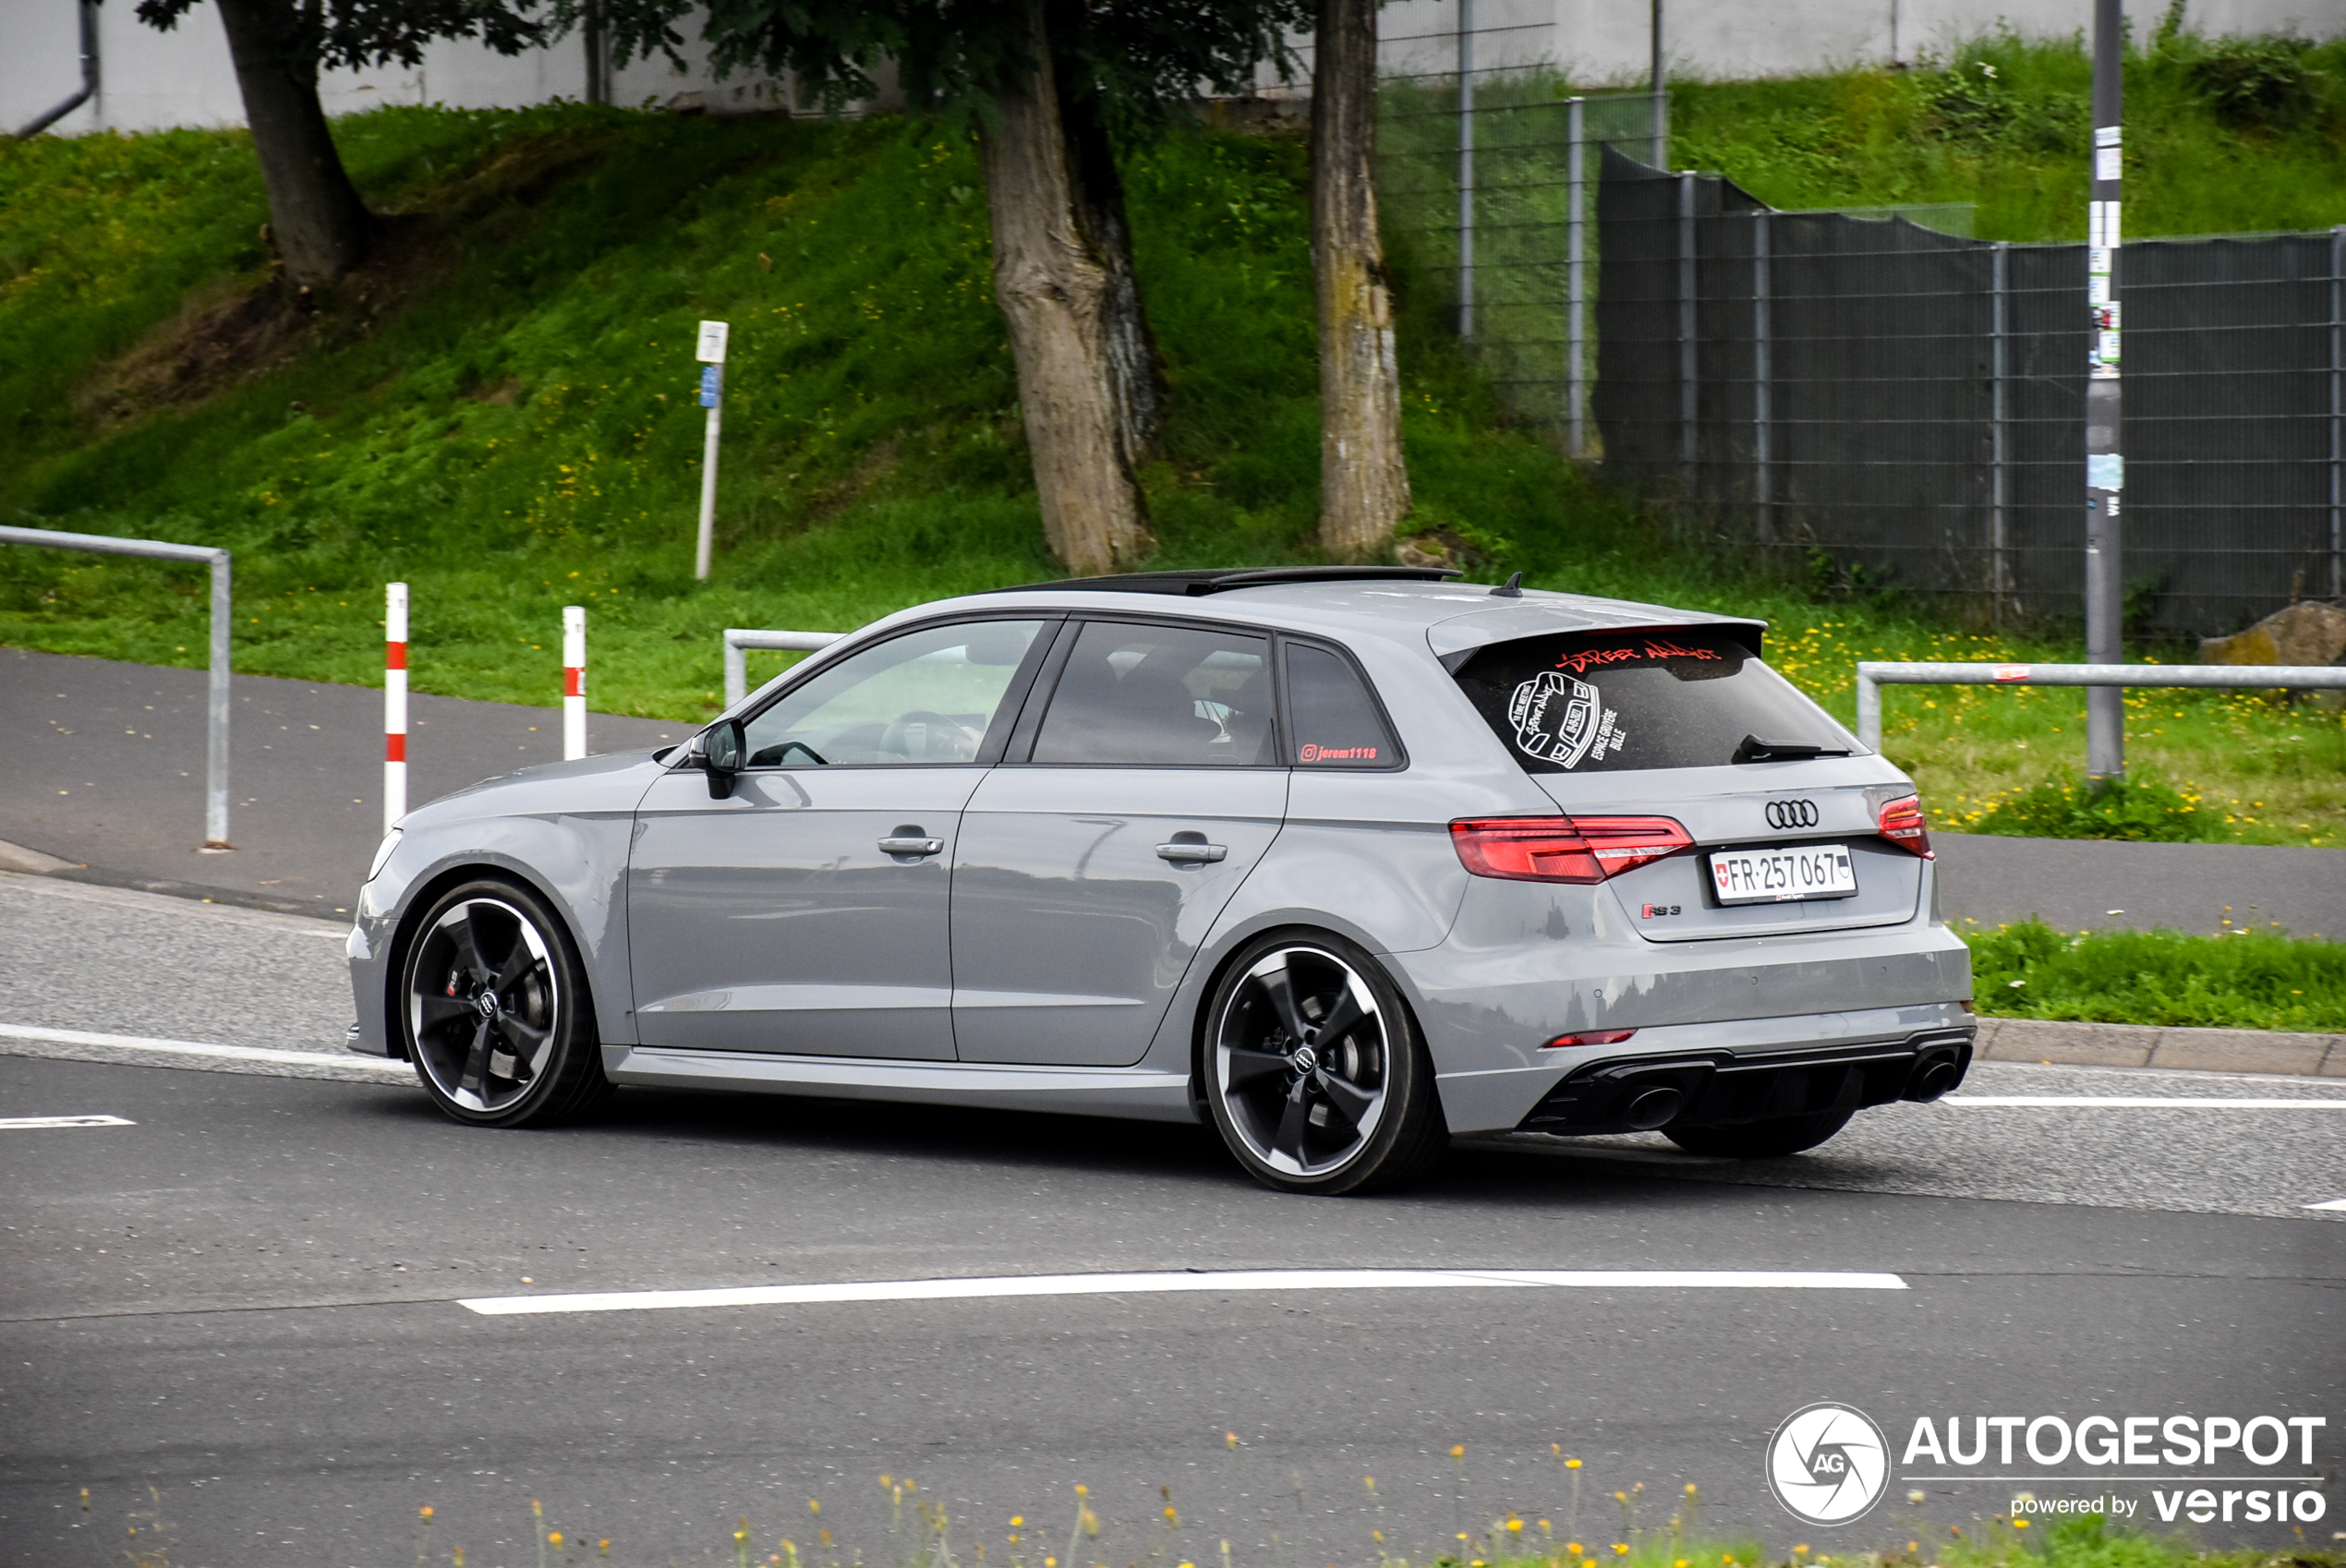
left=350, top=758, right=658, bottom=1057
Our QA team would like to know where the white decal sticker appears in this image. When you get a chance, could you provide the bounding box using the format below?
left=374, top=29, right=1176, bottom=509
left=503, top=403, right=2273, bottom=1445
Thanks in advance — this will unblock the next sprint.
left=1508, top=672, right=1602, bottom=767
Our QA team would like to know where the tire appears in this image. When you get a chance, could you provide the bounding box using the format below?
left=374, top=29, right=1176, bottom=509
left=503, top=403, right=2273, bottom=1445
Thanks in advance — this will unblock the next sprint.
left=1200, top=931, right=1447, bottom=1195
left=1663, top=1107, right=1853, bottom=1159
left=398, top=876, right=613, bottom=1128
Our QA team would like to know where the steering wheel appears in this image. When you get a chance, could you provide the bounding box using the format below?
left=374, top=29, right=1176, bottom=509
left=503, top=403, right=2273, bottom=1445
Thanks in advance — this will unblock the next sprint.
left=879, top=709, right=976, bottom=762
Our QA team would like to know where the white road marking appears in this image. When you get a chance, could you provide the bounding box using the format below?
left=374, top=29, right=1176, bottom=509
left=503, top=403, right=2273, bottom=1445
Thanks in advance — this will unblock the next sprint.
left=2305, top=1199, right=2346, bottom=1212
left=459, top=1267, right=1909, bottom=1316
left=0, top=1114, right=134, bottom=1129
left=1946, top=1094, right=2346, bottom=1108
left=0, top=1022, right=413, bottom=1077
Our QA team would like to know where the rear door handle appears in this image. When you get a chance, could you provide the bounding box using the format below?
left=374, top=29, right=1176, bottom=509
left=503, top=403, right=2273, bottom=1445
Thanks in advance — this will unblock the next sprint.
left=878, top=835, right=945, bottom=857
left=1156, top=840, right=1227, bottom=863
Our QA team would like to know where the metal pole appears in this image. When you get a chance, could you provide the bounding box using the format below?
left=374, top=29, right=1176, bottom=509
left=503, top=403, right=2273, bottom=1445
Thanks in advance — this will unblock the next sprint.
left=1991, top=240, right=2011, bottom=629
left=694, top=320, right=730, bottom=581
left=2330, top=224, right=2342, bottom=601
left=1457, top=0, right=1475, bottom=343
left=2084, top=0, right=2124, bottom=783
left=1753, top=209, right=1772, bottom=549
left=1566, top=95, right=1587, bottom=458
left=205, top=553, right=231, bottom=848
left=1679, top=171, right=1698, bottom=513
left=1650, top=0, right=1666, bottom=166
left=385, top=583, right=408, bottom=833
left=562, top=605, right=586, bottom=760
left=695, top=364, right=722, bottom=581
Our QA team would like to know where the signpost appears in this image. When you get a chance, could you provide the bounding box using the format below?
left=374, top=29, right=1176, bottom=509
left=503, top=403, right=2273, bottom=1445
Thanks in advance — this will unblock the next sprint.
left=2084, top=0, right=2124, bottom=782
left=694, top=320, right=730, bottom=581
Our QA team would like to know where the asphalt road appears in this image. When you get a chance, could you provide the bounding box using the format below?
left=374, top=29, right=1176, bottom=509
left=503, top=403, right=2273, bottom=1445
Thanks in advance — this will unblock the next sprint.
left=3, top=875, right=2342, bottom=1568
left=8, top=647, right=2346, bottom=935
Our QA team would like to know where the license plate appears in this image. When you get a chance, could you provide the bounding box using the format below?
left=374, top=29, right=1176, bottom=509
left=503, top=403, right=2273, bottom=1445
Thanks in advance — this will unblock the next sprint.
left=1708, top=844, right=1858, bottom=904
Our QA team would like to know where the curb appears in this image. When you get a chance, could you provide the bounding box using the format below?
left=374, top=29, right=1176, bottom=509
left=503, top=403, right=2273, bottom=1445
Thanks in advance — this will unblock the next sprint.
left=1974, top=1016, right=2346, bottom=1077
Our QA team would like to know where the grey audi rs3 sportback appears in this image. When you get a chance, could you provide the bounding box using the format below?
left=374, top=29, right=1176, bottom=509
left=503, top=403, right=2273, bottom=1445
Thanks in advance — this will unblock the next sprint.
left=347, top=566, right=1973, bottom=1194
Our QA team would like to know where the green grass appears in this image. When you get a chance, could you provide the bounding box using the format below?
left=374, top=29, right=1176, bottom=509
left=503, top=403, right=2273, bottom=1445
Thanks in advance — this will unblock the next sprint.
left=1666, top=25, right=2346, bottom=240
left=0, top=50, right=2340, bottom=843
left=1964, top=918, right=2346, bottom=1028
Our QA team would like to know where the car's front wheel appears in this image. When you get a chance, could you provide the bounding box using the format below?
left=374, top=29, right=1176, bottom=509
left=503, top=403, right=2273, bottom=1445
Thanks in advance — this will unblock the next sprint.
left=1202, top=933, right=1447, bottom=1195
left=399, top=877, right=612, bottom=1128
left=1663, top=1107, right=1853, bottom=1159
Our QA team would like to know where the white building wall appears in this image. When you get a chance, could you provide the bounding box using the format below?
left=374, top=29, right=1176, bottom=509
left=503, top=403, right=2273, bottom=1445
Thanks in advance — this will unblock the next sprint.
left=2, top=0, right=753, bottom=139
left=6, top=0, right=2340, bottom=140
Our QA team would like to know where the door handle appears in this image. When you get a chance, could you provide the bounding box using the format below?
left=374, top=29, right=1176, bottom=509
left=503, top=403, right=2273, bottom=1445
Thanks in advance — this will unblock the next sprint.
left=1156, top=840, right=1227, bottom=863
left=878, top=835, right=945, bottom=857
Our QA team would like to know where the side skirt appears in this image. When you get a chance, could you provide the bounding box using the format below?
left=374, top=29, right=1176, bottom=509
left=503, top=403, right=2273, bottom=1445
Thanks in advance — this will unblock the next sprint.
left=601, top=1045, right=1200, bottom=1123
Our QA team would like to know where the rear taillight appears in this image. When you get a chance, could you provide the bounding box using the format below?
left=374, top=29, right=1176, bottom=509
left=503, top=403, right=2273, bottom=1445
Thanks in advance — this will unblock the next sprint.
left=1449, top=816, right=1693, bottom=884
left=1878, top=793, right=1933, bottom=859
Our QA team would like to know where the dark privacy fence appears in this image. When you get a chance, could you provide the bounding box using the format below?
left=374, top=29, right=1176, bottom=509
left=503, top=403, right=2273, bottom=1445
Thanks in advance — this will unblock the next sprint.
left=1591, top=148, right=2346, bottom=635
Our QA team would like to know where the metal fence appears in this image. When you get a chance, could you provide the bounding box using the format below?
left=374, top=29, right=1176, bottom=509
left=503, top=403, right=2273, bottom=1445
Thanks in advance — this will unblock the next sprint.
left=1378, top=75, right=1662, bottom=456
left=1591, top=148, right=2346, bottom=637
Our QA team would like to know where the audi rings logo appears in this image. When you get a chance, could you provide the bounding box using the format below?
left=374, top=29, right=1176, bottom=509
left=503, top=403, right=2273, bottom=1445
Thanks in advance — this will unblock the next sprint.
left=1766, top=1403, right=1891, bottom=1526
left=1766, top=799, right=1820, bottom=830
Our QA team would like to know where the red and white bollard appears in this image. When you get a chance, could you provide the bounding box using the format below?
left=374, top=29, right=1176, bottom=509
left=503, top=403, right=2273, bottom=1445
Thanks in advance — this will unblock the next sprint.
left=384, top=582, right=408, bottom=832
left=562, top=605, right=586, bottom=760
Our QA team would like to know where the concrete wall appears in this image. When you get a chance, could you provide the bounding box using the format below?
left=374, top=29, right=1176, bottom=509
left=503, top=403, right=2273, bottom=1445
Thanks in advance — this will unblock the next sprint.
left=7, top=0, right=2341, bottom=140
left=2, top=0, right=766, bottom=139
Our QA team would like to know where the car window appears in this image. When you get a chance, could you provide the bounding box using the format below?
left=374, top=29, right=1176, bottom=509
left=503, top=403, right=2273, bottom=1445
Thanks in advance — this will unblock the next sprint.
left=1031, top=621, right=1275, bottom=766
left=1286, top=643, right=1399, bottom=767
left=742, top=620, right=1045, bottom=766
left=1449, top=627, right=1856, bottom=774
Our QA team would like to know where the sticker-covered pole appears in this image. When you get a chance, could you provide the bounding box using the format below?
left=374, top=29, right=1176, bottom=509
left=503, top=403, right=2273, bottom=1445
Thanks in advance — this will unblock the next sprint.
left=385, top=582, right=408, bottom=833
left=2084, top=0, right=2124, bottom=784
left=694, top=320, right=730, bottom=582
left=562, top=604, right=586, bottom=760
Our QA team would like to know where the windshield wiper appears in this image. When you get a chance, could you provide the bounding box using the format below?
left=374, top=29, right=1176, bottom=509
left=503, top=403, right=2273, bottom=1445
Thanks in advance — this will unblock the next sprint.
left=1733, top=734, right=1851, bottom=764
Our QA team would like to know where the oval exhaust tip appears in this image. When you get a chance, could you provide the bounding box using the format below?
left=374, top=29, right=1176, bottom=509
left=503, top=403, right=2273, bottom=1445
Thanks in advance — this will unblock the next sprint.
left=1621, top=1085, right=1685, bottom=1131
left=1909, top=1058, right=1961, bottom=1103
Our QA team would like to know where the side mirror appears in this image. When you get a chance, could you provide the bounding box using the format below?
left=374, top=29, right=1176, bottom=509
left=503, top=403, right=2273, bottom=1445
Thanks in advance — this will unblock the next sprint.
left=699, top=718, right=744, bottom=799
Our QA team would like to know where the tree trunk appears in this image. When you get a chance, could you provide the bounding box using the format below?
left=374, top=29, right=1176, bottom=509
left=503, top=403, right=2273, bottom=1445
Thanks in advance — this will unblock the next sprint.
left=977, top=0, right=1155, bottom=576
left=1057, top=78, right=1167, bottom=462
left=214, top=0, right=372, bottom=289
left=1312, top=0, right=1409, bottom=562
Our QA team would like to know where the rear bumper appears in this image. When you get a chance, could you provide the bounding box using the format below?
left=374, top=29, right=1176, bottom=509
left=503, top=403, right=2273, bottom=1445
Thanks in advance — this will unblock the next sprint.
left=1516, top=1027, right=1973, bottom=1135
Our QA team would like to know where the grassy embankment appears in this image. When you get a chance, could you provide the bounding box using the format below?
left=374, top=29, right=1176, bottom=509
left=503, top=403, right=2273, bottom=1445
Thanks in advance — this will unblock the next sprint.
left=0, top=28, right=2340, bottom=852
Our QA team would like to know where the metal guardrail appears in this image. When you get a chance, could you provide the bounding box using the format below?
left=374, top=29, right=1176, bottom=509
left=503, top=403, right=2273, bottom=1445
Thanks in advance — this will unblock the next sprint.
left=0, top=525, right=234, bottom=849
left=1854, top=660, right=2346, bottom=754
left=722, top=628, right=844, bottom=709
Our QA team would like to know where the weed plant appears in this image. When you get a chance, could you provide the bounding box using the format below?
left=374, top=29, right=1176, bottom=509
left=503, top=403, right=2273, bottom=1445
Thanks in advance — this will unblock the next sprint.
left=74, top=1464, right=2343, bottom=1568
left=1964, top=917, right=2346, bottom=1028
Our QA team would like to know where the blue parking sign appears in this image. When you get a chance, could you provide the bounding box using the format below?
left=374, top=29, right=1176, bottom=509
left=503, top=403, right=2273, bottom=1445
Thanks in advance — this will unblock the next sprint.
left=698, top=365, right=720, bottom=407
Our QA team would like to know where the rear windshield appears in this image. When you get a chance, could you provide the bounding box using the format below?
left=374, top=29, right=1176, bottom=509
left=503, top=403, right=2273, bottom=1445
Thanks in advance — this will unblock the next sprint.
left=1449, top=628, right=1855, bottom=774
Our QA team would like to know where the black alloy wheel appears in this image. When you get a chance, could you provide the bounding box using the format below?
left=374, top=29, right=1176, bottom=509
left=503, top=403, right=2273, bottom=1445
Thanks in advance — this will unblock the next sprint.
left=400, top=878, right=611, bottom=1128
left=1203, top=933, right=1446, bottom=1195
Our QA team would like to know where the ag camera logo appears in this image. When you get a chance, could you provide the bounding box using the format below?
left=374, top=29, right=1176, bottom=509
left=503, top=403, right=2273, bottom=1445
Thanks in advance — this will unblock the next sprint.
left=1768, top=1404, right=1891, bottom=1526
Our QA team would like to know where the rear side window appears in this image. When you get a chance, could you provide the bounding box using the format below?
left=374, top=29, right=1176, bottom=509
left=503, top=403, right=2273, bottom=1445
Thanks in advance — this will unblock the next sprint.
left=1449, top=628, right=1854, bottom=774
left=1032, top=621, right=1276, bottom=766
left=1285, top=643, right=1399, bottom=767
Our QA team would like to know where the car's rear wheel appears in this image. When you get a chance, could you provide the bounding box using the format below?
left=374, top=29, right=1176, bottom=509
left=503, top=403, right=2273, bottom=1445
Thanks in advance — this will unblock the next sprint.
left=1202, top=933, right=1446, bottom=1195
left=1663, top=1107, right=1853, bottom=1159
left=400, top=877, right=611, bottom=1128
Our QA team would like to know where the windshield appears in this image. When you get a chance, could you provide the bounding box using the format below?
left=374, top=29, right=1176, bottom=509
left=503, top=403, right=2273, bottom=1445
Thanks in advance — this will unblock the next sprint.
left=1448, top=628, right=1857, bottom=774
